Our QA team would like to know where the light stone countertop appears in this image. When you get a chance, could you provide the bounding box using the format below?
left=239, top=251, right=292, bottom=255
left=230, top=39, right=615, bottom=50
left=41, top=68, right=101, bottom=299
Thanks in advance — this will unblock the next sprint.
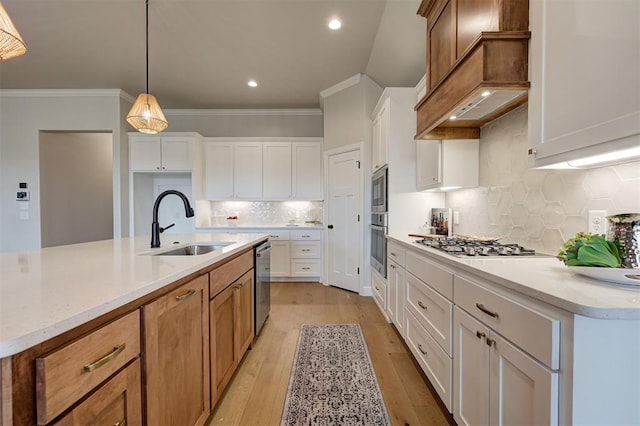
left=0, top=233, right=268, bottom=358
left=388, top=235, right=640, bottom=320
left=196, top=225, right=324, bottom=231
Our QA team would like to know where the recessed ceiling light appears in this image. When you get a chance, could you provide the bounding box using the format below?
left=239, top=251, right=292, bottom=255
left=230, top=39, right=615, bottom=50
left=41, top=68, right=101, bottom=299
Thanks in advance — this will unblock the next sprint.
left=449, top=115, right=457, bottom=120
left=328, top=18, right=342, bottom=30
left=247, top=80, right=258, bottom=88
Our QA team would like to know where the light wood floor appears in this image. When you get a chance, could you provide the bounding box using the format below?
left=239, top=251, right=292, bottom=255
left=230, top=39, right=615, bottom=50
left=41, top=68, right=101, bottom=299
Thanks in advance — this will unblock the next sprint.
left=207, top=282, right=452, bottom=426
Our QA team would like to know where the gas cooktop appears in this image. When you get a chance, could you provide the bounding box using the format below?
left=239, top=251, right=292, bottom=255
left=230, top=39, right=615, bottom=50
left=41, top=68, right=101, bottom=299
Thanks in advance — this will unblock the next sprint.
left=415, top=236, right=548, bottom=257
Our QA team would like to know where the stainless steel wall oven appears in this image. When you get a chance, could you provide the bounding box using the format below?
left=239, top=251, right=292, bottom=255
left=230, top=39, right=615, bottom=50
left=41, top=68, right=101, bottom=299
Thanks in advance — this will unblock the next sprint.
left=370, top=213, right=387, bottom=278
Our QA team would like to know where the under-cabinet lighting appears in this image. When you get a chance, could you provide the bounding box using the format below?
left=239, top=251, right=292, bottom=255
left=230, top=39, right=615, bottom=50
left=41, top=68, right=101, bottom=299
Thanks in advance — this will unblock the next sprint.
left=481, top=90, right=492, bottom=97
left=540, top=146, right=640, bottom=169
left=328, top=18, right=342, bottom=30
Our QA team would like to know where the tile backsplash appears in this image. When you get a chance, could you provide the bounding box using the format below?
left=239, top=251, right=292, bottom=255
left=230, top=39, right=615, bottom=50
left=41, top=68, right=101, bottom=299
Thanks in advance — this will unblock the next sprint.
left=196, top=200, right=324, bottom=227
left=446, top=105, right=640, bottom=254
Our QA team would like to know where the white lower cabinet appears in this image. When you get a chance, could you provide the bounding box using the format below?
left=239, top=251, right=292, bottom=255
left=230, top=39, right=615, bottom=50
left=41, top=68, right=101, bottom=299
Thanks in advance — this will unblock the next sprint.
left=270, top=241, right=291, bottom=277
left=371, top=269, right=387, bottom=317
left=454, top=307, right=558, bottom=426
left=386, top=241, right=407, bottom=337
left=268, top=229, right=322, bottom=280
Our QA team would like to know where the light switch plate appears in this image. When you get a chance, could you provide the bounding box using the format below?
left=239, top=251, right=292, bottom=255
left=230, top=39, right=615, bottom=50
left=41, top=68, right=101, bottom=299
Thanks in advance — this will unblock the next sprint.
left=16, top=190, right=30, bottom=201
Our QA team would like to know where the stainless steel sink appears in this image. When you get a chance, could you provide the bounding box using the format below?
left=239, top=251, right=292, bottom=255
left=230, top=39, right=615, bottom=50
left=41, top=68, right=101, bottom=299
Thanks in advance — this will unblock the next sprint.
left=153, top=242, right=232, bottom=256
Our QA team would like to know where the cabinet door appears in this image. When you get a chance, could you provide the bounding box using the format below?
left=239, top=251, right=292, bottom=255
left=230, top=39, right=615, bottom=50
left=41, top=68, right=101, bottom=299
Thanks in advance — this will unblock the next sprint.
left=490, top=334, right=559, bottom=426
left=130, top=137, right=162, bottom=171
left=161, top=137, right=192, bottom=171
left=372, top=113, right=381, bottom=171
left=263, top=143, right=292, bottom=199
left=293, top=142, right=322, bottom=199
left=528, top=0, right=640, bottom=166
left=204, top=143, right=234, bottom=199
left=386, top=259, right=398, bottom=324
left=144, top=275, right=209, bottom=426
left=394, top=264, right=406, bottom=337
left=416, top=139, right=441, bottom=190
left=270, top=241, right=290, bottom=277
left=235, top=270, right=254, bottom=359
left=56, top=359, right=142, bottom=426
left=453, top=307, right=490, bottom=426
left=372, top=101, right=389, bottom=172
left=234, top=143, right=263, bottom=198
left=210, top=283, right=237, bottom=406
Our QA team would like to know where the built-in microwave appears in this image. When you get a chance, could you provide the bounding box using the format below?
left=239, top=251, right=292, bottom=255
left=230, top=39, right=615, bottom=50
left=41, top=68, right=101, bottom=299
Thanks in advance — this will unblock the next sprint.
left=371, top=166, right=388, bottom=213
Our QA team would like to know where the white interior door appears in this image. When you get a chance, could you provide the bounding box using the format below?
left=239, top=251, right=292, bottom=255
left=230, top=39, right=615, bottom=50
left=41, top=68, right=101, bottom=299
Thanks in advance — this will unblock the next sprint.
left=326, top=149, right=362, bottom=293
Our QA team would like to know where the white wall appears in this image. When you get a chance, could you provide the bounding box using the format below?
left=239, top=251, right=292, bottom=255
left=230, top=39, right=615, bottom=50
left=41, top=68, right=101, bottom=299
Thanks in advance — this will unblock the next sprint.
left=0, top=90, right=130, bottom=252
left=163, top=109, right=323, bottom=137
left=39, top=132, right=113, bottom=247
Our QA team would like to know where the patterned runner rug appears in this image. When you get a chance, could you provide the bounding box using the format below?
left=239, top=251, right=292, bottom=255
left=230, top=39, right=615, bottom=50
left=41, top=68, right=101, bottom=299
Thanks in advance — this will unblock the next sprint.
left=281, top=324, right=391, bottom=426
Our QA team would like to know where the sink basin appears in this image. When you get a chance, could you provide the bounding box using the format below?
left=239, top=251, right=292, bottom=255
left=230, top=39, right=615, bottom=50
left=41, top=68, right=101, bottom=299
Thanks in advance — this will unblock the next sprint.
left=153, top=242, right=233, bottom=256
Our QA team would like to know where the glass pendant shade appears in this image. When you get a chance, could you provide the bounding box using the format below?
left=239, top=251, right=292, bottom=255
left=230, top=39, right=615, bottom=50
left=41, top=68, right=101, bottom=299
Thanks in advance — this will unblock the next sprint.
left=127, top=93, right=168, bottom=134
left=0, top=2, right=27, bottom=61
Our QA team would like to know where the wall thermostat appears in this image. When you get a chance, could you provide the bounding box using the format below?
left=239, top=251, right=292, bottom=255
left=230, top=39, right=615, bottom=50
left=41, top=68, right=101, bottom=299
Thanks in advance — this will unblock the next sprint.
left=16, top=190, right=30, bottom=201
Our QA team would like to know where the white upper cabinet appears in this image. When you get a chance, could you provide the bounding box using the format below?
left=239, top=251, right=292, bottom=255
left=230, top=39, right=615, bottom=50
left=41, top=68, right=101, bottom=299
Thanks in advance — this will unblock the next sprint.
left=416, top=139, right=479, bottom=191
left=203, top=138, right=323, bottom=200
left=130, top=135, right=194, bottom=171
left=293, top=142, right=322, bottom=199
left=204, top=143, right=234, bottom=199
left=528, top=0, right=640, bottom=167
left=234, top=142, right=263, bottom=199
left=372, top=97, right=390, bottom=172
left=263, top=143, right=292, bottom=199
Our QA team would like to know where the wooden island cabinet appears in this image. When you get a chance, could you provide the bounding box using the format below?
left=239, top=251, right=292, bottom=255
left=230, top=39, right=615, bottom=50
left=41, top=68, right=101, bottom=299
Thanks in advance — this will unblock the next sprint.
left=0, top=245, right=259, bottom=426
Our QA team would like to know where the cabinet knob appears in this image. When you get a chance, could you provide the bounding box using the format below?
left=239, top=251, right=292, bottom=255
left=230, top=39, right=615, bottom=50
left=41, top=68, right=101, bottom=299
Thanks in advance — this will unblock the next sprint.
left=432, top=177, right=438, bottom=182
left=328, top=225, right=334, bottom=229
left=528, top=148, right=537, bottom=156
left=485, top=338, right=496, bottom=347
left=476, top=331, right=486, bottom=340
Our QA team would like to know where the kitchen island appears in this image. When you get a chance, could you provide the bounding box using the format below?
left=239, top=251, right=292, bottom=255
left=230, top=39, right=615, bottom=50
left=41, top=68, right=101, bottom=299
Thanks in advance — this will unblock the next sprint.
left=0, top=233, right=268, bottom=425
left=386, top=234, right=640, bottom=426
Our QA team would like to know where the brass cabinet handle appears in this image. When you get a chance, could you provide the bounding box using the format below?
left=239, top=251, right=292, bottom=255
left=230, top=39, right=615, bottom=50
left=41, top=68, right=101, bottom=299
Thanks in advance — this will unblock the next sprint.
left=418, top=344, right=428, bottom=355
left=84, top=344, right=126, bottom=372
left=301, top=249, right=311, bottom=252
left=176, top=289, right=196, bottom=301
left=302, top=267, right=311, bottom=270
left=485, top=338, right=496, bottom=347
left=476, top=331, right=486, bottom=340
left=418, top=301, right=427, bottom=311
left=476, top=303, right=499, bottom=318
left=114, top=419, right=127, bottom=426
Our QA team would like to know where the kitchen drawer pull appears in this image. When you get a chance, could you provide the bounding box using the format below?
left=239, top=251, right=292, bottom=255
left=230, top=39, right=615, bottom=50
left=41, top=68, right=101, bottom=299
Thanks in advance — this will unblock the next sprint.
left=302, top=267, right=311, bottom=270
left=390, top=252, right=397, bottom=256
left=417, top=301, right=427, bottom=311
left=301, top=249, right=311, bottom=252
left=418, top=344, right=428, bottom=355
left=476, top=303, right=499, bottom=318
left=114, top=419, right=127, bottom=426
left=375, top=286, right=380, bottom=291
left=301, top=235, right=311, bottom=238
left=176, top=289, right=196, bottom=301
left=83, top=344, right=126, bottom=372
left=476, top=331, right=486, bottom=340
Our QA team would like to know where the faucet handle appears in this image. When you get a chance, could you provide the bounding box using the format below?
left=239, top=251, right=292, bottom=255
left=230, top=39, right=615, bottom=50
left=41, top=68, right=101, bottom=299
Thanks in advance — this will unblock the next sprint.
left=160, top=223, right=175, bottom=233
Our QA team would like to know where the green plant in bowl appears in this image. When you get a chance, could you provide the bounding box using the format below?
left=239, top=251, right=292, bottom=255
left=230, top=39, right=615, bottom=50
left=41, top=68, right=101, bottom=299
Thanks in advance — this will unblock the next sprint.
left=558, top=232, right=623, bottom=268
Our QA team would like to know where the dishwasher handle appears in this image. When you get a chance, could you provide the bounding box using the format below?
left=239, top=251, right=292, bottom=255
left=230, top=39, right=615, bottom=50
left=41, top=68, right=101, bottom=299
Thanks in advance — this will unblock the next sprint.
left=256, top=242, right=272, bottom=257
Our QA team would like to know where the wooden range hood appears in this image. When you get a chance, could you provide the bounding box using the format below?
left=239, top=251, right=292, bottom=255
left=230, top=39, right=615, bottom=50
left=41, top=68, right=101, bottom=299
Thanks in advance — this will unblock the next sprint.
left=416, top=0, right=530, bottom=140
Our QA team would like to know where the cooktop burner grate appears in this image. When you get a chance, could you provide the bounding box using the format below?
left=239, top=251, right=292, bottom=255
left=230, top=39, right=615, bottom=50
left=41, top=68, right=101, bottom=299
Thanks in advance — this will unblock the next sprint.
left=415, top=236, right=541, bottom=257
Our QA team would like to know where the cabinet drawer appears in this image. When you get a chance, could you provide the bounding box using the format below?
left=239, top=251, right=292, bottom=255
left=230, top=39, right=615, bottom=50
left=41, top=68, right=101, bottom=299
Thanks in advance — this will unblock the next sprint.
left=372, top=271, right=387, bottom=310
left=290, top=230, right=321, bottom=241
left=454, top=275, right=560, bottom=369
left=210, top=250, right=253, bottom=298
left=268, top=231, right=290, bottom=241
left=405, top=311, right=452, bottom=412
left=56, top=358, right=142, bottom=426
left=387, top=241, right=406, bottom=267
left=290, top=259, right=320, bottom=276
left=36, top=310, right=141, bottom=425
left=406, top=272, right=452, bottom=356
left=290, top=241, right=321, bottom=258
left=406, top=251, right=453, bottom=300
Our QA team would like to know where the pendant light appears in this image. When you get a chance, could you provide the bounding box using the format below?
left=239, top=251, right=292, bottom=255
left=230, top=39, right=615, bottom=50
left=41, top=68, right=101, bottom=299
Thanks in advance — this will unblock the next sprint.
left=127, top=0, right=168, bottom=134
left=0, top=1, right=27, bottom=61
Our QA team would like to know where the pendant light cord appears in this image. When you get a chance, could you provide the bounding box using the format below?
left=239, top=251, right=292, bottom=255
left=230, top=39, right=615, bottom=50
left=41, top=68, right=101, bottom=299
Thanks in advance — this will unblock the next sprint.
left=145, top=0, right=149, bottom=95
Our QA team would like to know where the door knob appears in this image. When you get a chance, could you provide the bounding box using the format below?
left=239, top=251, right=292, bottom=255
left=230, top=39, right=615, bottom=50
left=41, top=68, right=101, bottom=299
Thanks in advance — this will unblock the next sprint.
left=328, top=225, right=334, bottom=229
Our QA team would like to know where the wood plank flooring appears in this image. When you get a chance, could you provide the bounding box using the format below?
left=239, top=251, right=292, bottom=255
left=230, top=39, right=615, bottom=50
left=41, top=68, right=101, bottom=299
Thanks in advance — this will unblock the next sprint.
left=206, top=282, right=452, bottom=426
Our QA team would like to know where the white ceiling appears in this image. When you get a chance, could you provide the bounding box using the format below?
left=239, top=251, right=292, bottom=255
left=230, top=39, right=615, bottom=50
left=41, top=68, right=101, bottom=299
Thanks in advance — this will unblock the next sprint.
left=0, top=0, right=426, bottom=109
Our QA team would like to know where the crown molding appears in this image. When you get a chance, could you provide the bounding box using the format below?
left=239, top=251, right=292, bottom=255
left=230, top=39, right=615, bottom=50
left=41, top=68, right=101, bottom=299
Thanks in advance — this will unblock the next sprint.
left=0, top=89, right=135, bottom=102
left=164, top=108, right=322, bottom=116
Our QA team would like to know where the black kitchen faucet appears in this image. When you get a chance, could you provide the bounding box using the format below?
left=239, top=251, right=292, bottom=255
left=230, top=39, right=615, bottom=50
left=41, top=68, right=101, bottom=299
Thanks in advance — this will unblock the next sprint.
left=150, top=190, right=194, bottom=248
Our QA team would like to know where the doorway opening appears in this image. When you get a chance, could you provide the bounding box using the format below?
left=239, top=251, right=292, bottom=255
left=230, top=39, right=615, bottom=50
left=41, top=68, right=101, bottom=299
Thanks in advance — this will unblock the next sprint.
left=39, top=131, right=114, bottom=248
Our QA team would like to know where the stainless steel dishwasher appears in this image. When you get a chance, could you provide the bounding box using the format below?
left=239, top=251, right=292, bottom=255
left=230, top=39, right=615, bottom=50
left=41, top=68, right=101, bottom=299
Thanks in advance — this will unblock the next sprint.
left=254, top=241, right=272, bottom=337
